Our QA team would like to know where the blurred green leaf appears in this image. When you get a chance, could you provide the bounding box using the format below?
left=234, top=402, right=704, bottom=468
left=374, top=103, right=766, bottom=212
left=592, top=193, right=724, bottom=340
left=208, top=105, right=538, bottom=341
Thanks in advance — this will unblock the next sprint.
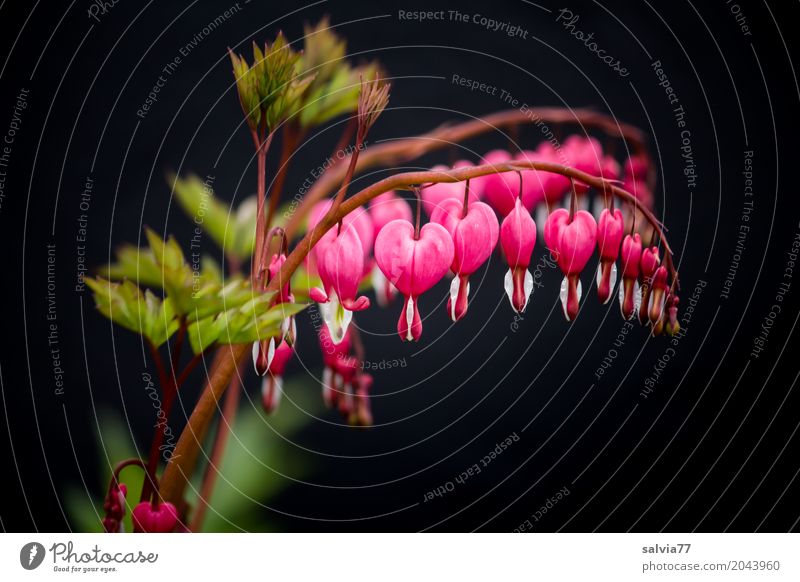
left=85, top=277, right=179, bottom=348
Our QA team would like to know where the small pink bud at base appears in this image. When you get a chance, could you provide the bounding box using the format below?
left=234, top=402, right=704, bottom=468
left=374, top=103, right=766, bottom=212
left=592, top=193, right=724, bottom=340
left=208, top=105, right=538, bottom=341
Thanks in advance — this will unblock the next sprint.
left=131, top=501, right=178, bottom=533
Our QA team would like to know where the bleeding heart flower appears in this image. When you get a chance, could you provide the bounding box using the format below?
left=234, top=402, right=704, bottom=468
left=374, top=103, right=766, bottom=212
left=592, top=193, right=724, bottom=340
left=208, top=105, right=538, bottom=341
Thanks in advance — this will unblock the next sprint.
left=349, top=373, right=374, bottom=427
left=430, top=197, right=499, bottom=321
left=624, top=154, right=649, bottom=183
left=501, top=197, right=537, bottom=313
left=374, top=219, right=454, bottom=341
left=664, top=293, right=680, bottom=336
left=309, top=226, right=370, bottom=343
left=252, top=252, right=297, bottom=376
left=369, top=192, right=412, bottom=305
left=638, top=246, right=660, bottom=324
left=513, top=150, right=547, bottom=211
left=474, top=150, right=519, bottom=215
left=102, top=483, right=128, bottom=533
left=618, top=233, right=642, bottom=320
left=422, top=161, right=478, bottom=217
left=648, top=265, right=669, bottom=324
left=596, top=208, right=624, bottom=304
left=565, top=136, right=603, bottom=195
left=544, top=208, right=597, bottom=321
left=132, top=501, right=178, bottom=533
left=308, top=198, right=375, bottom=263
left=318, top=326, right=361, bottom=415
left=262, top=340, right=293, bottom=414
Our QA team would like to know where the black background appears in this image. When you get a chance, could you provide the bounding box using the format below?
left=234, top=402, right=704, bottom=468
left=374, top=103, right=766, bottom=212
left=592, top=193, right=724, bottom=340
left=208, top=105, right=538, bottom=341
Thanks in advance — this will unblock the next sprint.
left=1, top=0, right=799, bottom=532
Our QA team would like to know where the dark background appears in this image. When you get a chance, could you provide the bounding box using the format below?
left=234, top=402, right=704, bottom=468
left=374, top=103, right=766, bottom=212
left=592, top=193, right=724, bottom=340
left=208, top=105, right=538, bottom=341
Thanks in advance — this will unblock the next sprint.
left=1, top=0, right=799, bottom=532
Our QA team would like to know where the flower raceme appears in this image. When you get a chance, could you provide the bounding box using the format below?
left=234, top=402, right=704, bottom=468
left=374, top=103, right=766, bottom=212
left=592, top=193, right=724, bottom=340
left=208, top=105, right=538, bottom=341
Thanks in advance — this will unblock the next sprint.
left=374, top=218, right=455, bottom=341
left=430, top=195, right=499, bottom=321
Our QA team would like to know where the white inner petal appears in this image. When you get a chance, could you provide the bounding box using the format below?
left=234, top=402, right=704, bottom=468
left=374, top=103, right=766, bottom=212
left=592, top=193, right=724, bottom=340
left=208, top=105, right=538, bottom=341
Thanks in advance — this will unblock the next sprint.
left=633, top=280, right=642, bottom=313
left=503, top=269, right=514, bottom=310
left=560, top=276, right=570, bottom=321
left=371, top=263, right=389, bottom=307
left=449, top=276, right=461, bottom=321
left=618, top=277, right=626, bottom=317
left=251, top=341, right=262, bottom=375
left=405, top=296, right=415, bottom=341
left=522, top=269, right=534, bottom=311
left=609, top=263, right=618, bottom=298
left=266, top=337, right=276, bottom=370
left=320, top=292, right=352, bottom=344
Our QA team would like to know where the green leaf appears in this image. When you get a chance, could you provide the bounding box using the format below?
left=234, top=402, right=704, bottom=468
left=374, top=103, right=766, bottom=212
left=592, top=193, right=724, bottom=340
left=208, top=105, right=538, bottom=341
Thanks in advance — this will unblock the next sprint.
left=85, top=277, right=179, bottom=347
left=104, top=244, right=163, bottom=288
left=171, top=174, right=256, bottom=261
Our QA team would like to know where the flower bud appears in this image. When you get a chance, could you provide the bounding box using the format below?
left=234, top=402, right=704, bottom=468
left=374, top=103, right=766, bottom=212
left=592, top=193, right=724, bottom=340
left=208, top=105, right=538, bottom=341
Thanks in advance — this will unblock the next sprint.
left=596, top=208, right=624, bottom=304
left=618, top=234, right=642, bottom=320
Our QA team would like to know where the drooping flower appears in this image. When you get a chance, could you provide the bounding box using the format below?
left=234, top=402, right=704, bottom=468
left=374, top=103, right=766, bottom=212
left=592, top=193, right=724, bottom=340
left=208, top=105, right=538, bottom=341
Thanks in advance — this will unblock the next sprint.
left=648, top=265, right=669, bottom=324
left=318, top=326, right=360, bottom=414
left=564, top=135, right=603, bottom=196
left=369, top=191, right=412, bottom=305
left=262, top=340, right=294, bottom=414
left=638, top=246, right=660, bottom=324
left=102, top=483, right=128, bottom=533
left=252, top=251, right=297, bottom=376
left=500, top=197, right=537, bottom=313
left=544, top=208, right=597, bottom=321
left=596, top=208, right=624, bottom=304
left=349, top=373, right=374, bottom=427
left=374, top=219, right=454, bottom=341
left=664, top=293, right=680, bottom=336
left=309, top=224, right=370, bottom=343
left=131, top=501, right=178, bottom=533
left=618, top=233, right=642, bottom=320
left=430, top=196, right=499, bottom=321
left=422, top=161, right=479, bottom=217
left=474, top=150, right=519, bottom=215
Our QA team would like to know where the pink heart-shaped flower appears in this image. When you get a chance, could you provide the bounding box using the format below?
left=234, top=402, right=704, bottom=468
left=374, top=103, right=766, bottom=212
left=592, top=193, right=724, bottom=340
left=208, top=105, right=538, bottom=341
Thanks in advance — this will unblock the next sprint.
left=369, top=191, right=412, bottom=240
left=374, top=219, right=454, bottom=340
left=313, top=226, right=370, bottom=312
left=474, top=150, right=518, bottom=215
left=596, top=208, right=624, bottom=304
left=501, top=198, right=537, bottom=313
left=132, top=501, right=178, bottom=533
left=430, top=198, right=499, bottom=320
left=422, top=161, right=479, bottom=217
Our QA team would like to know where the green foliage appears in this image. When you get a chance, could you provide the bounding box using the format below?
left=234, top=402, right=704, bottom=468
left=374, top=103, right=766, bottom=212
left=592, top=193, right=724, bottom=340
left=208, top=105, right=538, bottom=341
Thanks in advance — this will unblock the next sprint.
left=187, top=295, right=305, bottom=354
left=229, top=32, right=314, bottom=133
left=296, top=18, right=382, bottom=129
left=85, top=278, right=179, bottom=348
left=170, top=173, right=256, bottom=262
left=90, top=228, right=307, bottom=351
